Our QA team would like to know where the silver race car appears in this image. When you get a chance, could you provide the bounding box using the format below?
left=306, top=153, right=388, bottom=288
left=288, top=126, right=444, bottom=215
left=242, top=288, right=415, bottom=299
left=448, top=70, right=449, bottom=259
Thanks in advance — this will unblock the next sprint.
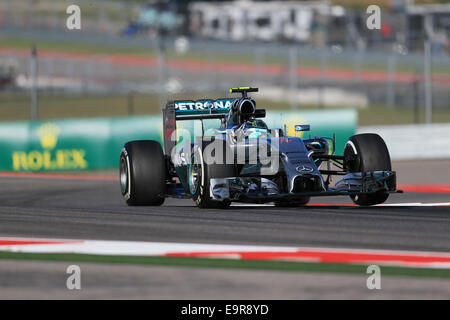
left=120, top=87, right=400, bottom=208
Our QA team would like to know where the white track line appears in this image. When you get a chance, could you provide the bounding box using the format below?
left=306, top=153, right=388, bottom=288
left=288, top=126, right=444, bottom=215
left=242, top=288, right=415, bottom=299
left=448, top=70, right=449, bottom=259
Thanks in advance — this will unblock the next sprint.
left=377, top=202, right=450, bottom=206
left=233, top=202, right=450, bottom=207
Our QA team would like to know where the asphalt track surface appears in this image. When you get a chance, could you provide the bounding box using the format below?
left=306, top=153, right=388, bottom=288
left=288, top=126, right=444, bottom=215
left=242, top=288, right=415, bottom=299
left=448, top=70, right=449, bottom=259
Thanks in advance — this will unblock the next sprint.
left=0, top=172, right=449, bottom=252
left=0, top=161, right=449, bottom=299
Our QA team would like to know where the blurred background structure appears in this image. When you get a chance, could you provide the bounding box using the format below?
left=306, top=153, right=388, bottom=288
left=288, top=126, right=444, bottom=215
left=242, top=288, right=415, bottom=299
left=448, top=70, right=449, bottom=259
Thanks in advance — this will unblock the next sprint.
left=0, top=0, right=449, bottom=125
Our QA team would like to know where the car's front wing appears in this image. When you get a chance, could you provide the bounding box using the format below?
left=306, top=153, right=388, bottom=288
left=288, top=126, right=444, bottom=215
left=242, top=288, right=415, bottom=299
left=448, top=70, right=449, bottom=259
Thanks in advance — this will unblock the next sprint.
left=209, top=171, right=400, bottom=203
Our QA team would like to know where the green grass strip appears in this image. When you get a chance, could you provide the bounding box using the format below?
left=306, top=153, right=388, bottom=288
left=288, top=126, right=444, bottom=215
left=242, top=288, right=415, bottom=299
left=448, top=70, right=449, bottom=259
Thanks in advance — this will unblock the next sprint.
left=0, top=251, right=449, bottom=279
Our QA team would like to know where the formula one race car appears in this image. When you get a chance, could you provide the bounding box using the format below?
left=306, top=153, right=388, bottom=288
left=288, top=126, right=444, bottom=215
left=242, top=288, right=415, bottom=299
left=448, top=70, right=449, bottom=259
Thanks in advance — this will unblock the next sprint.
left=120, top=87, right=400, bottom=208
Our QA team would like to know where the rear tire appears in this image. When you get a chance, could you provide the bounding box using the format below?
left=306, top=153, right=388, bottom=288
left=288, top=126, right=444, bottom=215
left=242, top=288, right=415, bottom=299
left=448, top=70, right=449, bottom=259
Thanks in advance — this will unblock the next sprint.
left=120, top=140, right=166, bottom=206
left=191, top=140, right=235, bottom=209
left=344, top=133, right=391, bottom=206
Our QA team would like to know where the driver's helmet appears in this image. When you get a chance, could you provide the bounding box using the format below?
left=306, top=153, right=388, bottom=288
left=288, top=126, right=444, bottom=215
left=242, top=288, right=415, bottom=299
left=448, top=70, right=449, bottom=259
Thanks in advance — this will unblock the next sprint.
left=249, top=119, right=268, bottom=130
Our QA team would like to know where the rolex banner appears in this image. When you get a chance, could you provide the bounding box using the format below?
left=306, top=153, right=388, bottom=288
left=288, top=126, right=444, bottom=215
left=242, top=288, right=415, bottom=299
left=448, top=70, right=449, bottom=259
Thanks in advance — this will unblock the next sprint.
left=0, top=117, right=163, bottom=172
left=0, top=110, right=356, bottom=171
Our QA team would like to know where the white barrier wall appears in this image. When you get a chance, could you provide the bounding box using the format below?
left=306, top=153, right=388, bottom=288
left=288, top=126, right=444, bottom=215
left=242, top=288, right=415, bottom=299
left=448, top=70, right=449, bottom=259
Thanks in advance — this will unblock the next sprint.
left=357, top=124, right=450, bottom=160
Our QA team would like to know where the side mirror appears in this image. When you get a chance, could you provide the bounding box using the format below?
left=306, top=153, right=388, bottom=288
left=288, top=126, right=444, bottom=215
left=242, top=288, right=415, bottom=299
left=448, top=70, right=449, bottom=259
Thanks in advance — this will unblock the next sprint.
left=295, top=124, right=310, bottom=132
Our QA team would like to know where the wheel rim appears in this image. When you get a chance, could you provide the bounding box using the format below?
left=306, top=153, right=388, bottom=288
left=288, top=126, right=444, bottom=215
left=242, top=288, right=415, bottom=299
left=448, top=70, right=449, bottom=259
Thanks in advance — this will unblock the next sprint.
left=120, top=156, right=128, bottom=195
left=344, top=143, right=359, bottom=172
left=189, top=151, right=202, bottom=195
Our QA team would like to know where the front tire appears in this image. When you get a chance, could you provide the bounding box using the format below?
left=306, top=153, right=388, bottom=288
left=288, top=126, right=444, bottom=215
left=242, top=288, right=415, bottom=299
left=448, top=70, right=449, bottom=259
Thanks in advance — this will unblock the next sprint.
left=190, top=140, right=235, bottom=209
left=120, top=140, right=166, bottom=206
left=344, top=133, right=391, bottom=206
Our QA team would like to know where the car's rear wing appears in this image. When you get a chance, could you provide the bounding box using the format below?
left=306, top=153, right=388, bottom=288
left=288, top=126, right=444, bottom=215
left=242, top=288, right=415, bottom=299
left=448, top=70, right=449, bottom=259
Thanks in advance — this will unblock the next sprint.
left=162, top=98, right=234, bottom=155
left=162, top=97, right=266, bottom=155
left=173, top=98, right=234, bottom=120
